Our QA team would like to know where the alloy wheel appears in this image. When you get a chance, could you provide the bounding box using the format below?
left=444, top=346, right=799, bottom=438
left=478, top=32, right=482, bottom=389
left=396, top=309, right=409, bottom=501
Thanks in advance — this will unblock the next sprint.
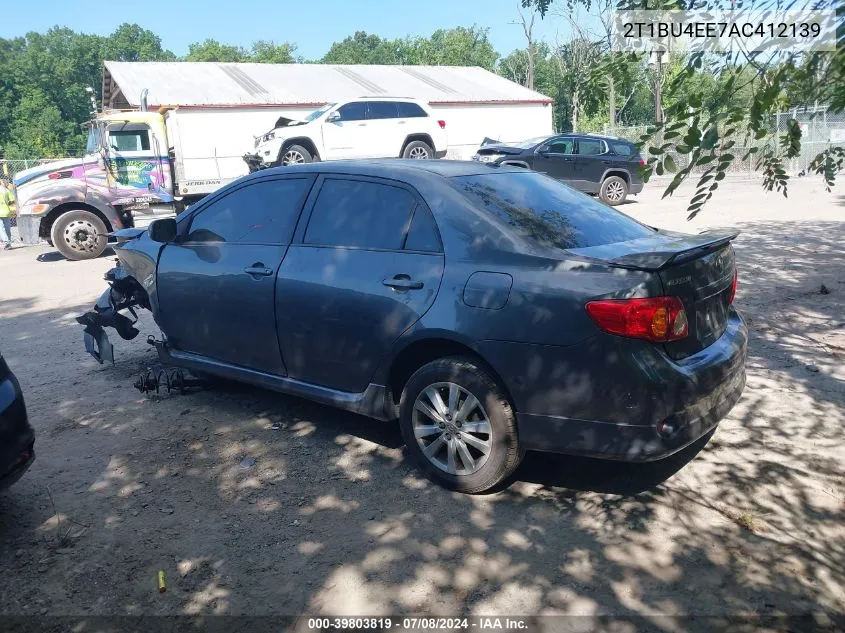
left=409, top=146, right=430, bottom=159
left=412, top=382, right=493, bottom=475
left=605, top=180, right=625, bottom=202
left=282, top=150, right=306, bottom=165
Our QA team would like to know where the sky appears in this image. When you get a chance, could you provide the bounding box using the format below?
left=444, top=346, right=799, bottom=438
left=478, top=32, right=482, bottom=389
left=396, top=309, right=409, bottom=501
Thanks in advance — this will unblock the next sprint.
left=1, top=0, right=591, bottom=60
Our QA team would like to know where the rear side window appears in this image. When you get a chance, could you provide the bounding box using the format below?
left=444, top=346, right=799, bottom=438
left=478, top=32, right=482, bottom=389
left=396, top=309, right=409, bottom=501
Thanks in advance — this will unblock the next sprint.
left=305, top=179, right=416, bottom=250
left=367, top=102, right=398, bottom=120
left=404, top=206, right=441, bottom=252
left=577, top=138, right=606, bottom=156
left=187, top=178, right=311, bottom=245
left=611, top=142, right=637, bottom=157
left=337, top=102, right=367, bottom=122
left=396, top=102, right=428, bottom=118
left=452, top=171, right=653, bottom=250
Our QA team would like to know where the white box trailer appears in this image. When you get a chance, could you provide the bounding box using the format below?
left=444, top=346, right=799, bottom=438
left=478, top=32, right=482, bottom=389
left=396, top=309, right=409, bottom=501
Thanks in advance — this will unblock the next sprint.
left=164, top=106, right=318, bottom=197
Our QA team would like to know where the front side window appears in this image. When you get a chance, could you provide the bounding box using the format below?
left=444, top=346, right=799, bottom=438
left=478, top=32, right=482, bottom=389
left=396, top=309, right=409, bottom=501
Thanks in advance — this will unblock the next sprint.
left=304, top=179, right=416, bottom=250
left=107, top=125, right=151, bottom=152
left=187, top=178, right=311, bottom=245
left=366, top=101, right=398, bottom=120
left=577, top=138, right=606, bottom=156
left=336, top=102, right=367, bottom=122
left=544, top=138, right=575, bottom=154
left=452, top=171, right=654, bottom=250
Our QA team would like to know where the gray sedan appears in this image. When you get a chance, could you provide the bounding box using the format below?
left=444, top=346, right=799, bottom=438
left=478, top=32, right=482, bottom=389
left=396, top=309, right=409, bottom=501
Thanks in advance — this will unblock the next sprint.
left=78, top=160, right=747, bottom=493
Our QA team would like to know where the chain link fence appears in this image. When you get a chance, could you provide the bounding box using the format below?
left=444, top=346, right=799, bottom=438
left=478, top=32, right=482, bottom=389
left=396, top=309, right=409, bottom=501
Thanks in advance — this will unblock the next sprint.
left=602, top=105, right=845, bottom=180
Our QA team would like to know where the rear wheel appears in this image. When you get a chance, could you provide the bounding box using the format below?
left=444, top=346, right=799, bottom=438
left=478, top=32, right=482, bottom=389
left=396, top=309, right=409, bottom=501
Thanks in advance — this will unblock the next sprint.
left=403, top=140, right=434, bottom=160
left=50, top=210, right=108, bottom=261
left=398, top=356, right=524, bottom=493
left=599, top=176, right=628, bottom=206
left=280, top=144, right=313, bottom=166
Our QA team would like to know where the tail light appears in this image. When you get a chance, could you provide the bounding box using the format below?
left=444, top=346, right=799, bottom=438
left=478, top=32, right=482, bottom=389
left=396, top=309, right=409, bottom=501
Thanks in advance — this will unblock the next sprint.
left=586, top=296, right=689, bottom=342
left=728, top=268, right=738, bottom=304
left=638, top=158, right=645, bottom=166
left=438, top=120, right=446, bottom=129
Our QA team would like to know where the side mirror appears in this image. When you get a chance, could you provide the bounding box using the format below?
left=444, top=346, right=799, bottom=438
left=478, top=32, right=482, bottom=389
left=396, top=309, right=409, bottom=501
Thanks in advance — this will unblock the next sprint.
left=148, top=218, right=177, bottom=243
left=327, top=111, right=341, bottom=123
left=536, top=146, right=550, bottom=155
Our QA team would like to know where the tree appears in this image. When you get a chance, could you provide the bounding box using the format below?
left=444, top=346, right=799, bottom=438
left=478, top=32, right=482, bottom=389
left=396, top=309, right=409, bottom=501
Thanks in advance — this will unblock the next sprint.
left=249, top=40, right=298, bottom=64
left=321, top=31, right=402, bottom=64
left=185, top=39, right=248, bottom=62
left=405, top=27, right=499, bottom=69
left=524, top=0, right=845, bottom=215
left=101, top=24, right=176, bottom=62
left=511, top=5, right=539, bottom=89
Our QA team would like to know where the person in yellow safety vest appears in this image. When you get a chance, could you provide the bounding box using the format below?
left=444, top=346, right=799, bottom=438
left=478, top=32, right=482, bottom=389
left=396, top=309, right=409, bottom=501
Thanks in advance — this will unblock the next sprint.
left=0, top=179, right=15, bottom=250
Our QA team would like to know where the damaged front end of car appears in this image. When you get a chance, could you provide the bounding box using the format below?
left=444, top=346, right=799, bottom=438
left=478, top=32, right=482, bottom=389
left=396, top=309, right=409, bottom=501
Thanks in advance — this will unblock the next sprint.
left=76, top=264, right=150, bottom=364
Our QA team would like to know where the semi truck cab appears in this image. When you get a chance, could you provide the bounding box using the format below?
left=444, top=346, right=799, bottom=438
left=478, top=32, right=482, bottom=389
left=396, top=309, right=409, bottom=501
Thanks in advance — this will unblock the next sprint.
left=14, top=111, right=177, bottom=261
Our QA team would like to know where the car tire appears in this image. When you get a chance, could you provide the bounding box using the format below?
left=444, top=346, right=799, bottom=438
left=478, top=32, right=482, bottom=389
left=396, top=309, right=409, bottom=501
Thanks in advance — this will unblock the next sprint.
left=599, top=175, right=628, bottom=206
left=402, top=140, right=434, bottom=160
left=398, top=356, right=524, bottom=493
left=280, top=144, right=313, bottom=166
left=50, top=210, right=108, bottom=261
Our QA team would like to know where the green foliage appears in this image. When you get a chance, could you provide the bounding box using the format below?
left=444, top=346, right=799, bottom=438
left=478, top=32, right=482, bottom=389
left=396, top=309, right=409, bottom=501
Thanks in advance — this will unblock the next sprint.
left=525, top=0, right=845, bottom=216
left=185, top=39, right=248, bottom=62
left=321, top=27, right=498, bottom=69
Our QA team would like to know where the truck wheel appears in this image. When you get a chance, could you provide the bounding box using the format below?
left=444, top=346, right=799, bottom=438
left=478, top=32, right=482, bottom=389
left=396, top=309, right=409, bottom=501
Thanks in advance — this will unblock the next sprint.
left=599, top=176, right=628, bottom=206
left=403, top=141, right=434, bottom=159
left=280, top=145, right=312, bottom=166
left=50, top=210, right=108, bottom=261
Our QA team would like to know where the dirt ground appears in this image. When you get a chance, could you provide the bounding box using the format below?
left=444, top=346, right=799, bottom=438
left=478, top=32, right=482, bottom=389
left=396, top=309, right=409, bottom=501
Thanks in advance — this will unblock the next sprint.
left=0, top=178, right=842, bottom=622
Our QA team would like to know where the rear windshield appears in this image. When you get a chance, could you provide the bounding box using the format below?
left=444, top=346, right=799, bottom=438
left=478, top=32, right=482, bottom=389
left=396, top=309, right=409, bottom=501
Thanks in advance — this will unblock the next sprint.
left=452, top=171, right=654, bottom=250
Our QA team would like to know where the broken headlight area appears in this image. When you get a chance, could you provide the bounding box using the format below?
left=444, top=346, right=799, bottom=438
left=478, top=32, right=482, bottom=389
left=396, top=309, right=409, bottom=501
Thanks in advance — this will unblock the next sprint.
left=76, top=266, right=146, bottom=364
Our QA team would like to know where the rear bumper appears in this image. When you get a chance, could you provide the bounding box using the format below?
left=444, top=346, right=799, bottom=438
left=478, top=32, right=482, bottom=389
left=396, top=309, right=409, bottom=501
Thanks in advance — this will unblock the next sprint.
left=518, top=364, right=744, bottom=460
left=435, top=150, right=447, bottom=159
left=16, top=214, right=42, bottom=245
left=480, top=309, right=748, bottom=461
left=630, top=182, right=644, bottom=194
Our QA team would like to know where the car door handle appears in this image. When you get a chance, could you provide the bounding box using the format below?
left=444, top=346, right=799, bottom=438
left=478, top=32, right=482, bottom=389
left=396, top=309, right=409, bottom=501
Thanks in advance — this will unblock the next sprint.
left=563, top=157, right=574, bottom=161
left=383, top=275, right=424, bottom=291
left=243, top=264, right=274, bottom=277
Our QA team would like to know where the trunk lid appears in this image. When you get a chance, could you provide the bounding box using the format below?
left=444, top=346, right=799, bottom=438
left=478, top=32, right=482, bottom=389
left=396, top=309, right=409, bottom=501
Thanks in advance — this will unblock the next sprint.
left=570, top=229, right=738, bottom=359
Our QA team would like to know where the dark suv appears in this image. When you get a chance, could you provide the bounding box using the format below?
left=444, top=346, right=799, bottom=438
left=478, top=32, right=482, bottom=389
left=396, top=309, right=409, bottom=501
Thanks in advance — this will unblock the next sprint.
left=473, top=134, right=644, bottom=206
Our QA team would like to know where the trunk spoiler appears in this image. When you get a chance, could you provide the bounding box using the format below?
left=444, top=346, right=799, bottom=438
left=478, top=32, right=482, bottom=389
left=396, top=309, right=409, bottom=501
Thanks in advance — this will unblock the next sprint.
left=608, top=230, right=740, bottom=271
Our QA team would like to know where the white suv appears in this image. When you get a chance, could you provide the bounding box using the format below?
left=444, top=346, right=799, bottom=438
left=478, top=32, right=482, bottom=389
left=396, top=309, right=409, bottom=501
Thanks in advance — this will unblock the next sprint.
left=249, top=97, right=448, bottom=168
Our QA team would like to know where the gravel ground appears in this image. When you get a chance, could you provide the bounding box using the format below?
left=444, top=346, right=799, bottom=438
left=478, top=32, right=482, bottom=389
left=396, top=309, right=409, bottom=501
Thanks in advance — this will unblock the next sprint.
left=0, top=178, right=842, bottom=622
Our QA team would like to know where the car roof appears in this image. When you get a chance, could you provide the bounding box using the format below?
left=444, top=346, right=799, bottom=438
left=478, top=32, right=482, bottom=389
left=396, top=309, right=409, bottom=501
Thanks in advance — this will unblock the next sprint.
left=249, top=160, right=527, bottom=181
left=557, top=132, right=632, bottom=142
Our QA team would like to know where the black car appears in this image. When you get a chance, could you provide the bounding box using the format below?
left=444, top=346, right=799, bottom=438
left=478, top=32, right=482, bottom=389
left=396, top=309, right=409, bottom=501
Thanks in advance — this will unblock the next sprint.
left=473, top=134, right=645, bottom=206
left=79, top=160, right=745, bottom=493
left=0, top=352, right=35, bottom=490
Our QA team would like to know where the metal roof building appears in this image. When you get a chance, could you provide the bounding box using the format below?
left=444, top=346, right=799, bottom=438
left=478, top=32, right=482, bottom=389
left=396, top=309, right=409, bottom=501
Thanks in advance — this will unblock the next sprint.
left=101, top=61, right=554, bottom=160
left=102, top=61, right=553, bottom=109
